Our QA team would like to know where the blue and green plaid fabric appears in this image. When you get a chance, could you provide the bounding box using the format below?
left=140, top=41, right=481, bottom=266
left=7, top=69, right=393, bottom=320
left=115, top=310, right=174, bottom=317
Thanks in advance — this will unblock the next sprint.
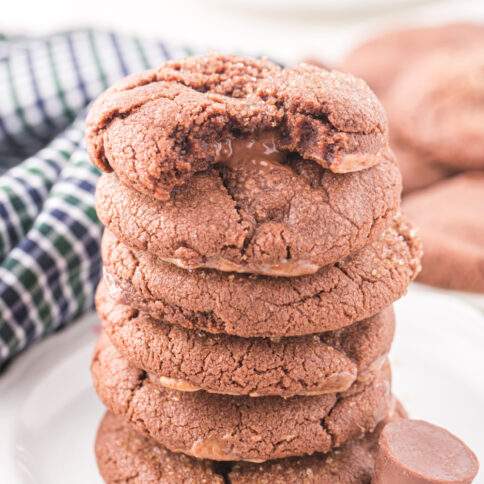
left=0, top=29, right=194, bottom=368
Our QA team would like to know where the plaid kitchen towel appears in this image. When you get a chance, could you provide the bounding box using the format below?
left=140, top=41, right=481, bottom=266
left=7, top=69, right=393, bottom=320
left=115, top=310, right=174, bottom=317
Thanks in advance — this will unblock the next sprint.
left=0, top=29, right=196, bottom=369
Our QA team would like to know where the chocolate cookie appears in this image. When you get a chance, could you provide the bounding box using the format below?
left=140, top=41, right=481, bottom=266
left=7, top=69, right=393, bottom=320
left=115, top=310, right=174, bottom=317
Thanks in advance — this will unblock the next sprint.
left=101, top=218, right=421, bottom=337
left=95, top=153, right=401, bottom=276
left=92, top=336, right=393, bottom=462
left=97, top=282, right=394, bottom=397
left=342, top=24, right=484, bottom=194
left=86, top=54, right=391, bottom=201
left=96, top=413, right=226, bottom=484
left=96, top=411, right=404, bottom=484
left=387, top=47, right=484, bottom=172
left=403, top=172, right=484, bottom=293
left=341, top=22, right=484, bottom=99
left=391, top=137, right=454, bottom=195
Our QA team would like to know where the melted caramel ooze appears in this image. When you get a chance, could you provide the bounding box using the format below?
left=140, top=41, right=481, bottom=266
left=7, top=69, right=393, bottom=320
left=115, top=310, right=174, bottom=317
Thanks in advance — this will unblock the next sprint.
left=215, top=131, right=284, bottom=169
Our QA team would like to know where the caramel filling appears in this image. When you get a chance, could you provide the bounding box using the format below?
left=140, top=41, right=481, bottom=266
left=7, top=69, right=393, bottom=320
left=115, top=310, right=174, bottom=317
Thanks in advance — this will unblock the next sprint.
left=190, top=132, right=322, bottom=276
left=161, top=255, right=321, bottom=277
left=153, top=354, right=388, bottom=397
left=190, top=437, right=264, bottom=463
left=214, top=131, right=284, bottom=168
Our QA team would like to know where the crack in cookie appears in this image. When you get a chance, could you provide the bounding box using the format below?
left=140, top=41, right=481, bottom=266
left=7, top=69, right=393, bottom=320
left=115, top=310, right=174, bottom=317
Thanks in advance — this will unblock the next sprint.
left=100, top=217, right=421, bottom=337
left=97, top=282, right=394, bottom=397
left=92, top=336, right=393, bottom=463
left=86, top=55, right=391, bottom=201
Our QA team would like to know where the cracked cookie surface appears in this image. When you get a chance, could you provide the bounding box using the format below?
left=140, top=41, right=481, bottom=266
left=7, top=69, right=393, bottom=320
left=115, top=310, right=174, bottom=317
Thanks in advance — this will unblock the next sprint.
left=96, top=153, right=400, bottom=276
left=101, top=218, right=421, bottom=337
left=97, top=282, right=394, bottom=397
left=86, top=54, right=390, bottom=201
left=92, top=336, right=393, bottom=462
left=95, top=410, right=405, bottom=484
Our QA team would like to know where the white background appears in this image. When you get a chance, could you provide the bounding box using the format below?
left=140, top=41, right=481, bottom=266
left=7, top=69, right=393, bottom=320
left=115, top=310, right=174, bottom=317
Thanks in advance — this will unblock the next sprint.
left=2, top=0, right=484, bottom=63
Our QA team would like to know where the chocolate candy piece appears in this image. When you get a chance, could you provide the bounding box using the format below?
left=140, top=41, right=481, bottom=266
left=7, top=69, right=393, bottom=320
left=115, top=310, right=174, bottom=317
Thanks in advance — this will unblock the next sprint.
left=373, top=419, right=479, bottom=484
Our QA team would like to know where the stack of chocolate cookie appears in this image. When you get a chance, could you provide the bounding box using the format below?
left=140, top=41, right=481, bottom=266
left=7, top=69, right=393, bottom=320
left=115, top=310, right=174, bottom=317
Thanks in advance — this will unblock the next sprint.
left=86, top=54, right=422, bottom=483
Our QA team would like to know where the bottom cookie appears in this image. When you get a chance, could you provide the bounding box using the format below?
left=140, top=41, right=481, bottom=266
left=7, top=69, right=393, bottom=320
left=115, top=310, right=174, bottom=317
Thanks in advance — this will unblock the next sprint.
left=96, top=409, right=405, bottom=484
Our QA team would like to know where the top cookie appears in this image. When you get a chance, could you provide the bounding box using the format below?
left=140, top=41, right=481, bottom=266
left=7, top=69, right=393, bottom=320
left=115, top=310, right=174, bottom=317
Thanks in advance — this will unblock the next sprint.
left=86, top=54, right=390, bottom=200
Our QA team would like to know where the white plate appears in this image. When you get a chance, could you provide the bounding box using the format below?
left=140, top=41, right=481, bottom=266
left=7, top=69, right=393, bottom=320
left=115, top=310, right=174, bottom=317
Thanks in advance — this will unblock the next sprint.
left=0, top=286, right=483, bottom=484
left=415, top=282, right=484, bottom=313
